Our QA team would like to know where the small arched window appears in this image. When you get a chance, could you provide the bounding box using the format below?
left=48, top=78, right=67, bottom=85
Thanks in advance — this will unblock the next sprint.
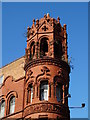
left=40, top=38, right=48, bottom=57
left=54, top=40, right=62, bottom=58
left=56, top=83, right=62, bottom=102
left=9, top=96, right=15, bottom=114
left=40, top=81, right=48, bottom=101
left=27, top=84, right=33, bottom=103
left=0, top=100, right=5, bottom=118
left=54, top=76, right=63, bottom=102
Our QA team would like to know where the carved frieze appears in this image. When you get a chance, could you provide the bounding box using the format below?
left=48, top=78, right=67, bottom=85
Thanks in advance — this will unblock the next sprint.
left=23, top=102, right=69, bottom=117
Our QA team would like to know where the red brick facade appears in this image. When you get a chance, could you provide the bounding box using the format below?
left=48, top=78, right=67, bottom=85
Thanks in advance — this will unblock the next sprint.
left=0, top=14, right=70, bottom=120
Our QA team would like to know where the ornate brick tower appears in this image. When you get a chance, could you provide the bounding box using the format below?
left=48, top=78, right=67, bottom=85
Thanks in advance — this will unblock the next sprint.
left=24, top=14, right=70, bottom=120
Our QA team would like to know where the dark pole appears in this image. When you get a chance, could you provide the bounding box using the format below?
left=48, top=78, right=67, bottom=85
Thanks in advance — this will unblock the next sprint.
left=69, top=103, right=85, bottom=109
left=60, top=94, right=85, bottom=109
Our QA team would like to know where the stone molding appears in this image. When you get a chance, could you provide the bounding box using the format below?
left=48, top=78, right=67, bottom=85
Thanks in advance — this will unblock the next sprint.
left=24, top=57, right=70, bottom=73
left=23, top=102, right=69, bottom=118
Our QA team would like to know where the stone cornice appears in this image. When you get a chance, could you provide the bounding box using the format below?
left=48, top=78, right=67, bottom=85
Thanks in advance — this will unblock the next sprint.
left=24, top=57, right=70, bottom=73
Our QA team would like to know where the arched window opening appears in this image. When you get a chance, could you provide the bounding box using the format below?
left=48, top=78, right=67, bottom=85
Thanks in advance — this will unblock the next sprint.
left=40, top=38, right=48, bottom=57
left=30, top=42, right=35, bottom=59
left=40, top=81, right=48, bottom=101
left=56, top=83, right=62, bottom=102
left=27, top=84, right=33, bottom=103
left=54, top=41, right=62, bottom=58
left=0, top=100, right=5, bottom=118
left=54, top=76, right=63, bottom=102
left=9, top=96, right=15, bottom=114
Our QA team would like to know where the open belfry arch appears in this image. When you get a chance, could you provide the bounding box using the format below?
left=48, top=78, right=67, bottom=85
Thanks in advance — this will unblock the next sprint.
left=25, top=13, right=68, bottom=61
left=24, top=13, right=70, bottom=120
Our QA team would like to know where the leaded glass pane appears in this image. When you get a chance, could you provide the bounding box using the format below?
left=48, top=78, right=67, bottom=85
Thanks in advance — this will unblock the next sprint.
left=31, top=86, right=33, bottom=103
left=0, top=100, right=5, bottom=118
left=56, top=84, right=62, bottom=102
left=9, top=96, right=15, bottom=114
left=40, top=81, right=48, bottom=101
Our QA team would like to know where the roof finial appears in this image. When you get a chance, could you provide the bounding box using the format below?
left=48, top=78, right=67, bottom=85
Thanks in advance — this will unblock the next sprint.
left=57, top=16, right=60, bottom=22
left=47, top=13, right=50, bottom=18
left=27, top=26, right=30, bottom=31
left=44, top=14, right=47, bottom=19
left=33, top=19, right=35, bottom=26
left=36, top=19, right=39, bottom=28
left=63, top=24, right=67, bottom=30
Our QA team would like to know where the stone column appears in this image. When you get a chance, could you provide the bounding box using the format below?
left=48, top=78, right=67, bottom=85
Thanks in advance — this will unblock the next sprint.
left=54, top=84, right=57, bottom=99
left=38, top=41, right=40, bottom=58
left=35, top=41, right=38, bottom=59
left=28, top=48, right=30, bottom=60
left=63, top=24, right=68, bottom=62
left=52, top=40, right=54, bottom=58
left=25, top=88, right=28, bottom=105
left=5, top=98, right=7, bottom=116
left=49, top=82, right=51, bottom=98
left=34, top=83, right=38, bottom=100
left=62, top=85, right=65, bottom=104
left=33, top=85, right=35, bottom=99
left=65, top=84, right=68, bottom=105
left=38, top=83, right=40, bottom=100
left=51, top=82, right=54, bottom=98
left=28, top=89, right=31, bottom=103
